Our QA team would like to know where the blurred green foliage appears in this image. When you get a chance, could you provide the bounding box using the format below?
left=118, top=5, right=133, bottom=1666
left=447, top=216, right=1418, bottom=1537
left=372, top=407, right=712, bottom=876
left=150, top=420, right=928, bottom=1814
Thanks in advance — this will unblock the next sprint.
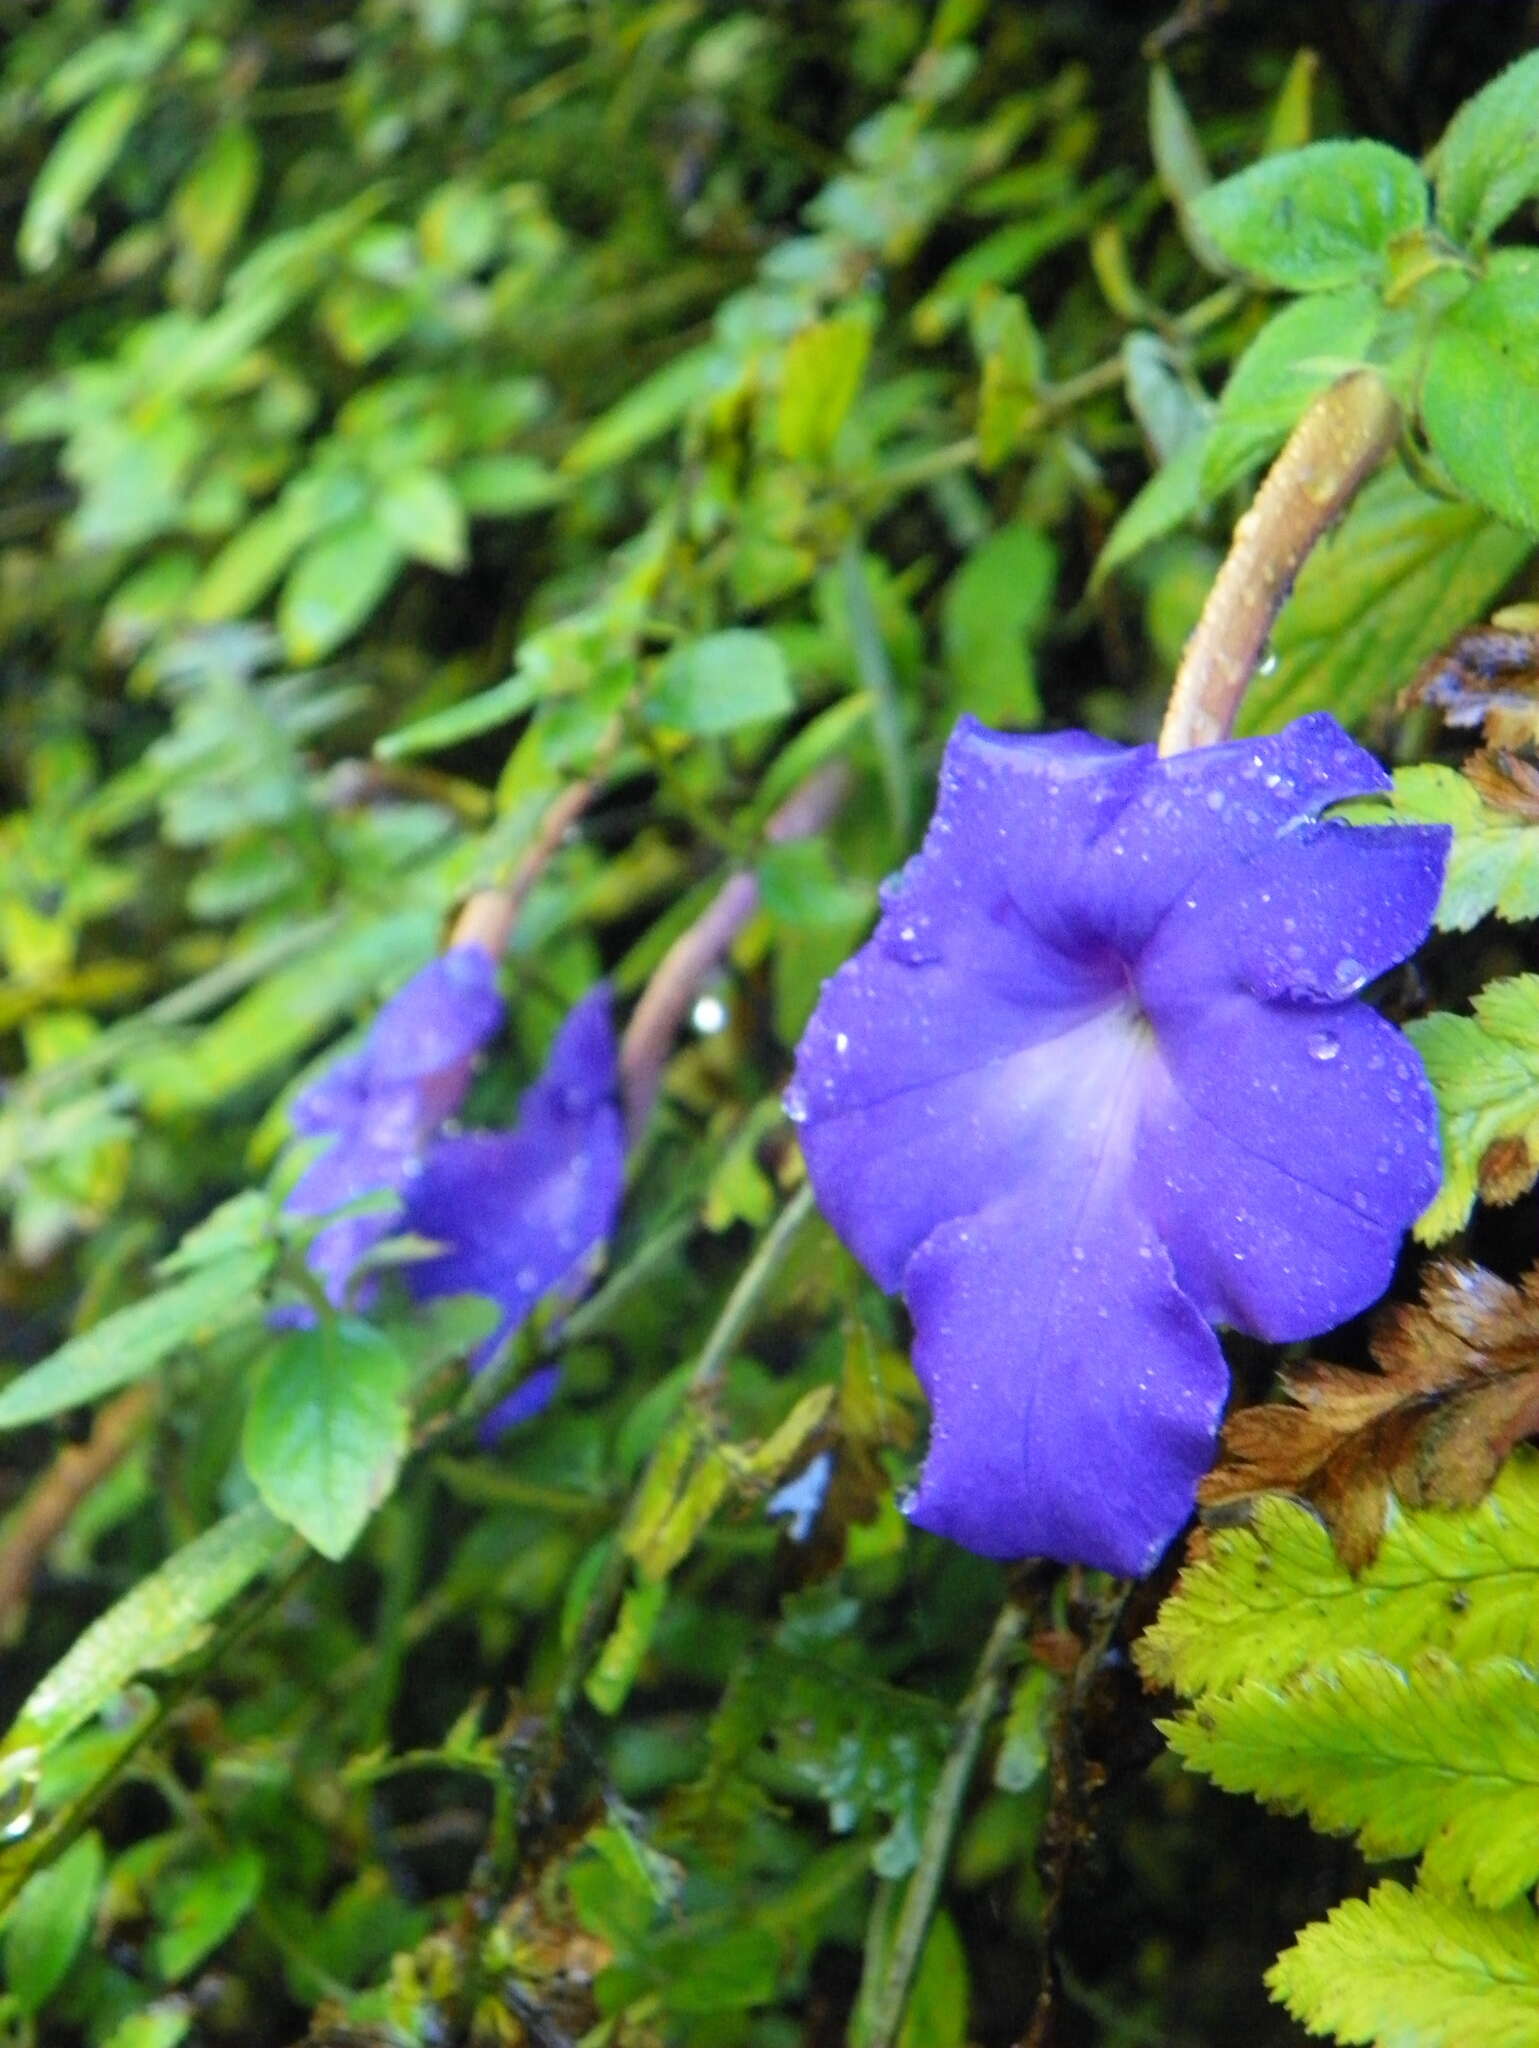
left=1, top=4, right=1538, bottom=2045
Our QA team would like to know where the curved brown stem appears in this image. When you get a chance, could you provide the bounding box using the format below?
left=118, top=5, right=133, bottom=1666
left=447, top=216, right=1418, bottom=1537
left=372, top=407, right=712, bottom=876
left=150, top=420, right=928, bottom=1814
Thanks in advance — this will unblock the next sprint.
left=618, top=764, right=849, bottom=1136
left=1158, top=370, right=1401, bottom=756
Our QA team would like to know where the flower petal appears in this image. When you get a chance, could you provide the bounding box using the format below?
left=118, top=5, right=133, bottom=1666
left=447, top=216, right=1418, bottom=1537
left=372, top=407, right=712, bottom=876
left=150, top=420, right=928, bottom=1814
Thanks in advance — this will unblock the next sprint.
left=1136, top=819, right=1450, bottom=1010
left=403, top=989, right=625, bottom=1359
left=368, top=946, right=505, bottom=1084
left=1076, top=714, right=1392, bottom=955
left=903, top=1177, right=1227, bottom=1576
left=793, top=720, right=1138, bottom=1285
left=1134, top=996, right=1440, bottom=1341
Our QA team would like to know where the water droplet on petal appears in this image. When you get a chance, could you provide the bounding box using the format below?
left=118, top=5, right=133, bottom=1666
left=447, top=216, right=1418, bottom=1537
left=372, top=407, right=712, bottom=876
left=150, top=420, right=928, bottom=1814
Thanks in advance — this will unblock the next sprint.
left=1334, top=957, right=1365, bottom=993
left=1306, top=1029, right=1340, bottom=1063
left=1205, top=789, right=1226, bottom=811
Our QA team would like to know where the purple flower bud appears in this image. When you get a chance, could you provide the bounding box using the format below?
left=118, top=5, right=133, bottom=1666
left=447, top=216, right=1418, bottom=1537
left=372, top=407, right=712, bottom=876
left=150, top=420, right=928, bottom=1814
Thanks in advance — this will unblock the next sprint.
left=790, top=713, right=1450, bottom=1576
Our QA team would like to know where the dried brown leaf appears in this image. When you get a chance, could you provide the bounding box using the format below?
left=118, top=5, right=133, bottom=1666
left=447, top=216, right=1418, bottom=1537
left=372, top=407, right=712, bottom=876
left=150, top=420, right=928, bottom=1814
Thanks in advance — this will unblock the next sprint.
left=1199, top=1262, right=1539, bottom=1570
left=1463, top=745, right=1539, bottom=822
left=1401, top=623, right=1539, bottom=747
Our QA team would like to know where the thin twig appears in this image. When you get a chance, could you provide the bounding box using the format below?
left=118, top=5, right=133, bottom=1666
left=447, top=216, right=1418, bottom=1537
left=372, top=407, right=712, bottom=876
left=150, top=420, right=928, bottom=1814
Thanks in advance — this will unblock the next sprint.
left=0, top=1387, right=155, bottom=1638
left=617, top=764, right=848, bottom=1135
left=860, top=1600, right=1029, bottom=2048
left=1158, top=370, right=1401, bottom=755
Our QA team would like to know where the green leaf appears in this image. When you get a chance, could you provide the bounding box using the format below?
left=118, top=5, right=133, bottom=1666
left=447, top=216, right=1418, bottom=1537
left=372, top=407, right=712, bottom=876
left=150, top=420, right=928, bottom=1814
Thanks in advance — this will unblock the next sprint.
left=647, top=629, right=793, bottom=735
left=1202, top=286, right=1381, bottom=498
left=451, top=453, right=565, bottom=517
left=940, top=525, right=1056, bottom=724
left=898, top=1909, right=969, bottom=2048
left=100, top=2005, right=194, bottom=2048
left=1240, top=464, right=1532, bottom=733
left=1162, top=1649, right=1539, bottom=1906
left=1137, top=1454, right=1539, bottom=1700
left=757, top=839, right=873, bottom=928
left=3, top=1831, right=104, bottom=2015
left=374, top=670, right=541, bottom=760
left=0, top=1250, right=272, bottom=1430
left=1382, top=765, right=1539, bottom=931
left=1433, top=50, right=1539, bottom=249
left=1422, top=255, right=1539, bottom=533
left=1269, top=1882, right=1539, bottom=2048
left=171, top=123, right=260, bottom=270
left=279, top=516, right=404, bottom=663
left=128, top=909, right=437, bottom=1113
left=242, top=1319, right=410, bottom=1560
left=562, top=345, right=721, bottom=477
left=374, top=468, right=469, bottom=573
left=698, top=1648, right=951, bottom=1879
left=777, top=309, right=873, bottom=463
left=151, top=1846, right=263, bottom=1981
left=584, top=1577, right=667, bottom=1717
left=1409, top=976, right=1539, bottom=1242
left=6, top=1504, right=288, bottom=1760
left=18, top=82, right=148, bottom=272
left=1091, top=429, right=1210, bottom=587
left=1191, top=141, right=1427, bottom=292
left=187, top=501, right=319, bottom=623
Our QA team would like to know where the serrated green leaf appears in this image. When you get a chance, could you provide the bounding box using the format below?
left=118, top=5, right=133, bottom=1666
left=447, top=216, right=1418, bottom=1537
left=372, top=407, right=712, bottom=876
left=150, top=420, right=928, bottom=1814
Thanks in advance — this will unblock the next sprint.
left=0, top=1249, right=272, bottom=1430
left=1163, top=1648, right=1539, bottom=1906
left=6, top=1504, right=288, bottom=1761
left=1202, top=286, right=1381, bottom=499
left=648, top=629, right=793, bottom=735
left=1269, top=1882, right=1539, bottom=2048
left=1433, top=49, right=1539, bottom=250
left=1191, top=141, right=1427, bottom=292
left=1137, top=1455, right=1539, bottom=1700
left=3, top=1830, right=103, bottom=2014
left=1384, top=764, right=1539, bottom=930
left=1422, top=254, right=1539, bottom=534
left=19, top=83, right=148, bottom=272
left=1410, top=976, right=1539, bottom=1241
left=1240, top=463, right=1532, bottom=732
left=279, top=516, right=403, bottom=663
left=940, top=524, right=1055, bottom=724
left=242, top=1319, right=410, bottom=1560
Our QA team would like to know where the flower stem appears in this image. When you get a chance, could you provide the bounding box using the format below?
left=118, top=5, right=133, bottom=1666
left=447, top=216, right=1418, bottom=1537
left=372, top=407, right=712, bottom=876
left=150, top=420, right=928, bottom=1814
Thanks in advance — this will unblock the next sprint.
left=858, top=1599, right=1028, bottom=2048
left=617, top=763, right=848, bottom=1135
left=1158, top=369, right=1401, bottom=755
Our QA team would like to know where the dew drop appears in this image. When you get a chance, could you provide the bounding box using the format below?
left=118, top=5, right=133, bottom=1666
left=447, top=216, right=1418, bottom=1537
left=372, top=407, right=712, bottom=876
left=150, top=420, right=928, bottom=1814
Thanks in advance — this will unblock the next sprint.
left=783, top=1082, right=809, bottom=1125
left=1333, top=956, right=1365, bottom=992
left=1257, top=647, right=1279, bottom=677
left=834, top=1031, right=849, bottom=1055
left=1306, top=1029, right=1340, bottom=1063
left=1205, top=788, right=1226, bottom=811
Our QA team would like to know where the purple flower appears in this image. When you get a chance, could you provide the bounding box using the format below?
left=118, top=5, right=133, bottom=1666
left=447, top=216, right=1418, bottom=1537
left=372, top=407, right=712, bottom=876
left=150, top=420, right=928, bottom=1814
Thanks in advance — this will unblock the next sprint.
left=400, top=985, right=627, bottom=1409
left=283, top=946, right=505, bottom=1310
left=281, top=960, right=626, bottom=1432
left=788, top=713, right=1449, bottom=1576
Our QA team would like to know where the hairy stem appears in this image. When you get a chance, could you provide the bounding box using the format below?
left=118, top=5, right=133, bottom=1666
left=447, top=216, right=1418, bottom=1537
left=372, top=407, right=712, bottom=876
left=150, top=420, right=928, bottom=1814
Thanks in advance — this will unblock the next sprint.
left=1158, top=369, right=1401, bottom=756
